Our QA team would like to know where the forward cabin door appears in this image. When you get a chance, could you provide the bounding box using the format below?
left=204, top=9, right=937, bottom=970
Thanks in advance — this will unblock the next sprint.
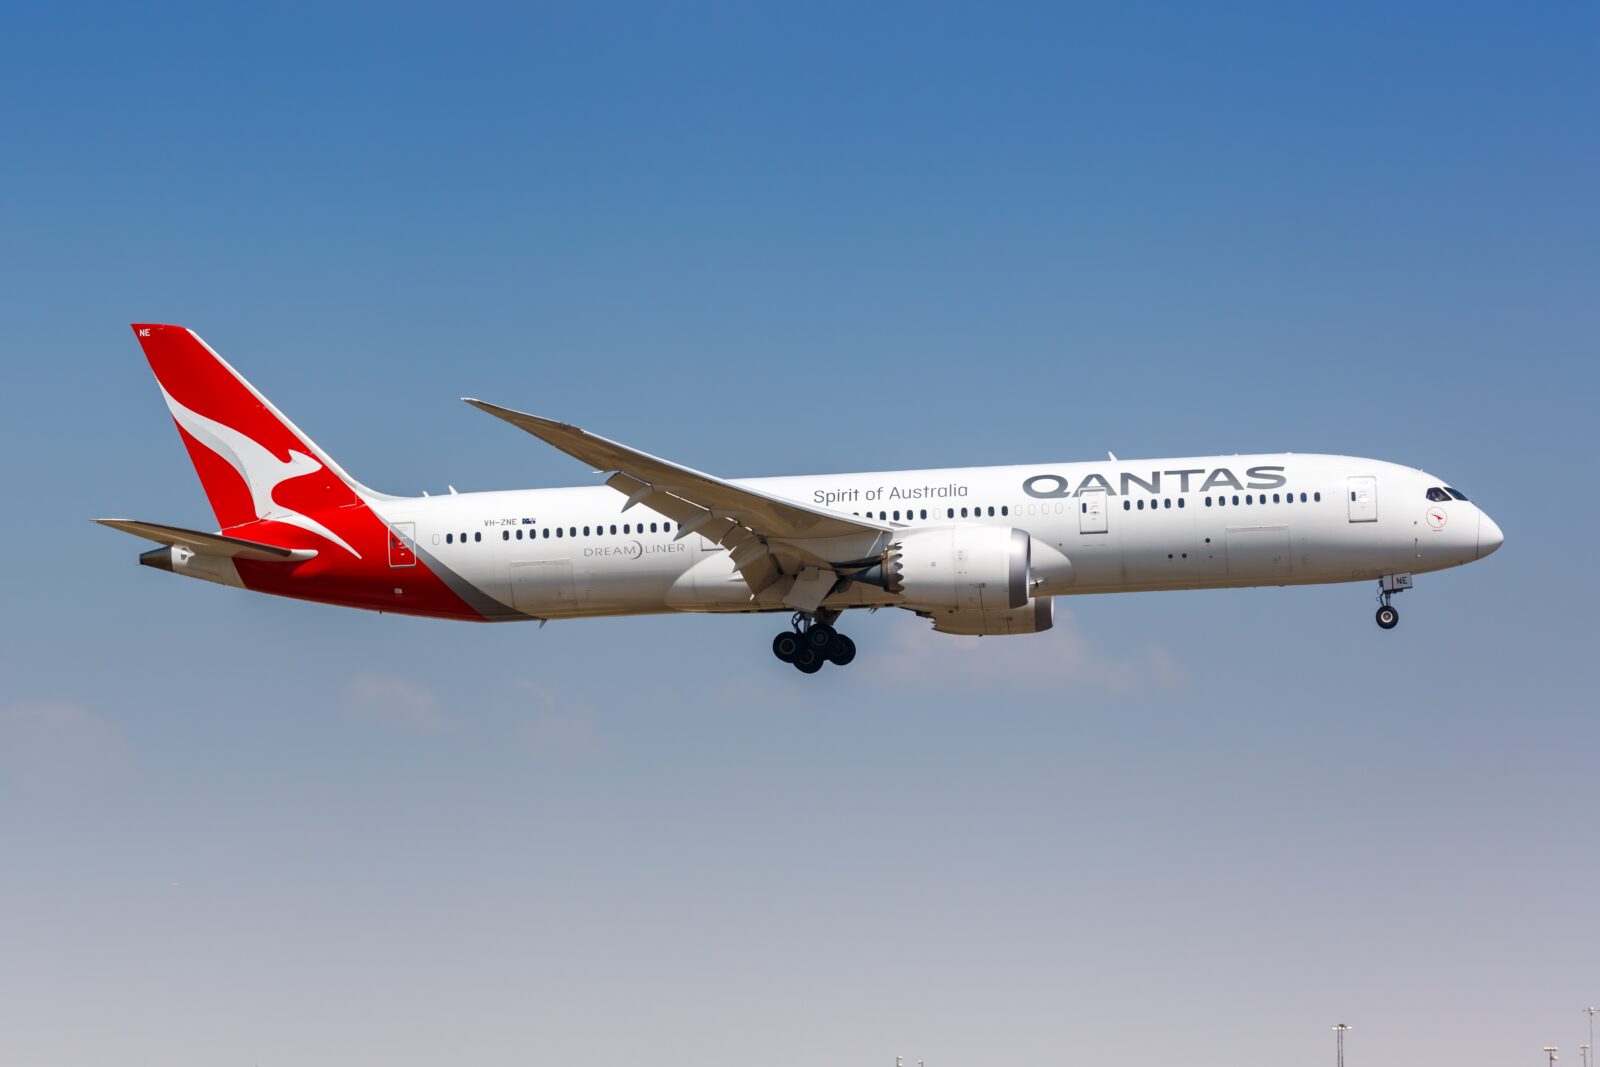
left=1079, top=490, right=1108, bottom=534
left=1347, top=476, right=1378, bottom=522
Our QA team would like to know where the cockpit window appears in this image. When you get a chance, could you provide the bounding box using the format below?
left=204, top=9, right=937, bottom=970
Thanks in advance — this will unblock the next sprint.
left=1426, top=487, right=1451, bottom=502
left=1445, top=487, right=1469, bottom=501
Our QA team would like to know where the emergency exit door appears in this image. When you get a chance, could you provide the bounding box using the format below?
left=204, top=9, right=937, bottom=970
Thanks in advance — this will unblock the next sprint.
left=1347, top=477, right=1378, bottom=522
left=1079, top=491, right=1108, bottom=534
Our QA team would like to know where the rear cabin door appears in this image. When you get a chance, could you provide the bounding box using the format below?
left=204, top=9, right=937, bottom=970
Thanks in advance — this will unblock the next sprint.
left=1079, top=490, right=1108, bottom=534
left=1347, top=476, right=1378, bottom=522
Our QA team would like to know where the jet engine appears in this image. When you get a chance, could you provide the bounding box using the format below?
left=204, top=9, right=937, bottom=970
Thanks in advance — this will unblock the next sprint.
left=853, top=526, right=1031, bottom=612
left=926, top=595, right=1054, bottom=636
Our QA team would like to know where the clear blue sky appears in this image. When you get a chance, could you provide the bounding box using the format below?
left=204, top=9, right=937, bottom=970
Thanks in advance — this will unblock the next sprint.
left=2, top=3, right=1596, bottom=1064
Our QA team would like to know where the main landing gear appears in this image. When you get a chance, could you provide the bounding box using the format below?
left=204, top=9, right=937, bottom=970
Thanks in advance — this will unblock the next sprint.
left=772, top=611, right=856, bottom=674
left=1375, top=573, right=1412, bottom=630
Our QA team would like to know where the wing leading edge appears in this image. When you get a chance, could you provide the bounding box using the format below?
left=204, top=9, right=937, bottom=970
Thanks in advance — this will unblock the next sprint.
left=462, top=399, right=891, bottom=599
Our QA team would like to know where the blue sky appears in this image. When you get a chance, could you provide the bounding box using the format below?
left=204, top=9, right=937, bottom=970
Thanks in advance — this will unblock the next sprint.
left=2, top=3, right=1596, bottom=1064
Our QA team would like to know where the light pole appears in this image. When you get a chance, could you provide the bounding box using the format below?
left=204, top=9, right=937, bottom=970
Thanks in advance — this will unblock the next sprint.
left=1588, top=1008, right=1598, bottom=1067
left=1333, top=1023, right=1352, bottom=1067
left=1579, top=1043, right=1588, bottom=1067
left=1545, top=1046, right=1559, bottom=1067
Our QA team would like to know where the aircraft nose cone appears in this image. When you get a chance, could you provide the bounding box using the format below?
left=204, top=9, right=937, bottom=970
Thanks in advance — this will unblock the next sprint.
left=1477, top=512, right=1504, bottom=560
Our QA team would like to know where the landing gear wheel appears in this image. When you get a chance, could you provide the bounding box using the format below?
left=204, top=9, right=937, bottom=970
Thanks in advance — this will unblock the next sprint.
left=827, top=634, right=856, bottom=666
left=1376, top=605, right=1399, bottom=630
left=793, top=647, right=824, bottom=673
left=805, top=623, right=836, bottom=651
left=772, top=631, right=801, bottom=662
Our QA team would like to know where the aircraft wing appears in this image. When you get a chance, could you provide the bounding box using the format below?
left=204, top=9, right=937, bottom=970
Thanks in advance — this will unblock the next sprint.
left=94, top=519, right=318, bottom=561
left=463, top=399, right=891, bottom=597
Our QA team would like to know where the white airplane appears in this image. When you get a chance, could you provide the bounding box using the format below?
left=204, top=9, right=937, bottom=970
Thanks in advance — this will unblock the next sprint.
left=100, top=324, right=1504, bottom=673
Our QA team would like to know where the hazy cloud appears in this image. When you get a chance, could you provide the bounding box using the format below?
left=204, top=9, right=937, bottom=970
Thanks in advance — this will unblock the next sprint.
left=508, top=678, right=603, bottom=759
left=0, top=701, right=128, bottom=787
left=343, top=673, right=452, bottom=734
left=858, top=608, right=1186, bottom=697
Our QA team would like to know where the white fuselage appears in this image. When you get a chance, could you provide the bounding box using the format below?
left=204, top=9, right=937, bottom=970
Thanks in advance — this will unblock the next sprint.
left=375, top=453, right=1499, bottom=621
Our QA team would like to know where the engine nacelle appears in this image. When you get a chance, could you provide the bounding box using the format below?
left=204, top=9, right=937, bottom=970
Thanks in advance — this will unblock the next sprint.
left=927, top=595, right=1054, bottom=636
left=888, top=525, right=1030, bottom=612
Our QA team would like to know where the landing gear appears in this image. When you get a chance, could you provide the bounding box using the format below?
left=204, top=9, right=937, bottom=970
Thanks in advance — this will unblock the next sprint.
left=805, top=623, right=836, bottom=651
left=772, top=631, right=801, bottom=662
left=827, top=633, right=856, bottom=666
left=772, top=612, right=856, bottom=673
left=1374, top=574, right=1410, bottom=630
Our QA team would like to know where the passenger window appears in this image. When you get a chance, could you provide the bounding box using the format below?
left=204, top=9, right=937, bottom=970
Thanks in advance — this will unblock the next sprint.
left=1232, top=495, right=1240, bottom=505
left=542, top=528, right=550, bottom=538
left=570, top=527, right=577, bottom=537
left=475, top=532, right=482, bottom=542
left=1300, top=493, right=1308, bottom=502
left=987, top=506, right=995, bottom=517
left=1446, top=487, right=1469, bottom=501
left=1205, top=496, right=1212, bottom=507
left=1272, top=494, right=1280, bottom=504
left=1000, top=506, right=1007, bottom=516
left=1137, top=499, right=1145, bottom=510
left=664, top=522, right=672, bottom=532
left=1313, top=492, right=1321, bottom=502
left=650, top=523, right=658, bottom=533
left=610, top=525, right=617, bottom=534
left=556, top=528, right=563, bottom=538
left=1246, top=495, right=1253, bottom=505
left=1178, top=498, right=1185, bottom=508
left=1123, top=500, right=1131, bottom=511
left=502, top=530, right=509, bottom=541
left=1163, top=499, right=1171, bottom=509
left=960, top=508, right=968, bottom=518
left=920, top=509, right=929, bottom=519
left=893, top=510, right=901, bottom=521
left=583, top=526, right=590, bottom=536
left=947, top=508, right=955, bottom=518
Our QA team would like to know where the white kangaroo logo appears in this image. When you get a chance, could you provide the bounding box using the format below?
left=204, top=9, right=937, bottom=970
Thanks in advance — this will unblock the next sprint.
left=160, top=386, right=362, bottom=559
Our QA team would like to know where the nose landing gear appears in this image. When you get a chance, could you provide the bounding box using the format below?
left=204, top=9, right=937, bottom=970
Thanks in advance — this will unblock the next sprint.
left=772, top=611, right=856, bottom=673
left=1375, top=573, right=1412, bottom=630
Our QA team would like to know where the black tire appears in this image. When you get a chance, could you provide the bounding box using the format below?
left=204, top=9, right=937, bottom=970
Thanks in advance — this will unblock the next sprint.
left=772, top=632, right=800, bottom=662
left=793, top=647, right=824, bottom=673
left=1376, top=605, right=1399, bottom=630
left=805, top=623, right=836, bottom=650
left=827, top=633, right=856, bottom=666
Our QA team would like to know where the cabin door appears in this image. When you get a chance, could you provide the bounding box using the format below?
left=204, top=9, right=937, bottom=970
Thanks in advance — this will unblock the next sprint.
left=1347, top=476, right=1378, bottom=522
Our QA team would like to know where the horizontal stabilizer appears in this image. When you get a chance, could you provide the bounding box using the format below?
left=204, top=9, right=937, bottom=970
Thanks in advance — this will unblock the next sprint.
left=93, top=519, right=317, bottom=562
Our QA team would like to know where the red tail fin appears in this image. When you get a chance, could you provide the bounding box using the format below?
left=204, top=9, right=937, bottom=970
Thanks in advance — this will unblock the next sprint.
left=131, top=324, right=367, bottom=550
